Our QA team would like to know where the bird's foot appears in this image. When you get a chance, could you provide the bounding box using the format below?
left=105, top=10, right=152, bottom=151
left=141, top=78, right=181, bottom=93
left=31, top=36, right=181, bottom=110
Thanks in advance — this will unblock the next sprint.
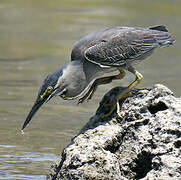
left=100, top=90, right=133, bottom=119
left=116, top=101, right=123, bottom=118
left=116, top=91, right=133, bottom=118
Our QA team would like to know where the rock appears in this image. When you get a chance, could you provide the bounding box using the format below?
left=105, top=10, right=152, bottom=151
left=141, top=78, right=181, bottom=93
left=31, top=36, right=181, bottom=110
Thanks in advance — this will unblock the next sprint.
left=47, top=84, right=181, bottom=180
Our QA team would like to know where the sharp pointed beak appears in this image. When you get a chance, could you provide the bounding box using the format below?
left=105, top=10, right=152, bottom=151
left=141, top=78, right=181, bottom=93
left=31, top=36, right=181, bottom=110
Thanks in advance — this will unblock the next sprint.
left=21, top=87, right=66, bottom=132
left=21, top=96, right=48, bottom=131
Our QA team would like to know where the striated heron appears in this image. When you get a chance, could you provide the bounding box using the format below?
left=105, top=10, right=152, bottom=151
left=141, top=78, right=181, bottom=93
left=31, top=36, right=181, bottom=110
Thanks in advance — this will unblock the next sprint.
left=21, top=25, right=175, bottom=132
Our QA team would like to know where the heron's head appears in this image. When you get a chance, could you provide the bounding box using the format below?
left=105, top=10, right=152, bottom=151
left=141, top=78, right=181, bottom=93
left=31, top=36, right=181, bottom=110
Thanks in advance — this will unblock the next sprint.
left=21, top=67, right=68, bottom=131
left=21, top=61, right=85, bottom=132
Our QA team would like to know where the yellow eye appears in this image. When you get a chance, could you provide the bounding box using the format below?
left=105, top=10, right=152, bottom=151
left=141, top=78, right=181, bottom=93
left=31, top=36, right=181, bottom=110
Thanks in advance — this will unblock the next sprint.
left=47, top=86, right=53, bottom=93
left=40, top=86, right=53, bottom=99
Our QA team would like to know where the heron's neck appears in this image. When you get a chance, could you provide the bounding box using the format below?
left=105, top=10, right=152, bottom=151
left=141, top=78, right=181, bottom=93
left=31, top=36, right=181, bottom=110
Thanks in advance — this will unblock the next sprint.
left=63, top=60, right=87, bottom=97
left=64, top=60, right=115, bottom=98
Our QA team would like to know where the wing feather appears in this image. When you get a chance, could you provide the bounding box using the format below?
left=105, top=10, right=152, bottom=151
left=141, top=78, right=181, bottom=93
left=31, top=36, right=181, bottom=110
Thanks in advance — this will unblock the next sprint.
left=84, top=34, right=157, bottom=67
left=71, top=26, right=174, bottom=66
left=84, top=31, right=160, bottom=67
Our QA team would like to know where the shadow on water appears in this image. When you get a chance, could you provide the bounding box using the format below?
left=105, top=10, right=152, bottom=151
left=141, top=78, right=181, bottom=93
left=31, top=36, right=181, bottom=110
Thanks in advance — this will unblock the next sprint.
left=0, top=0, right=180, bottom=179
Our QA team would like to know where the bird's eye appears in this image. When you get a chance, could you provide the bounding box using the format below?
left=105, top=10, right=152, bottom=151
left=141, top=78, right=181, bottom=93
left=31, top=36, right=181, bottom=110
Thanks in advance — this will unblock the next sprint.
left=40, top=86, right=53, bottom=99
left=47, top=86, right=53, bottom=93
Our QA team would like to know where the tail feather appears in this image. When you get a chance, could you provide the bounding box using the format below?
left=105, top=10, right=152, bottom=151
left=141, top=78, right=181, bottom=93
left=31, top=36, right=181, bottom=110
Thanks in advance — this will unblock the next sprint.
left=150, top=27, right=175, bottom=48
left=148, top=25, right=175, bottom=47
left=149, top=25, right=168, bottom=32
left=156, top=34, right=175, bottom=47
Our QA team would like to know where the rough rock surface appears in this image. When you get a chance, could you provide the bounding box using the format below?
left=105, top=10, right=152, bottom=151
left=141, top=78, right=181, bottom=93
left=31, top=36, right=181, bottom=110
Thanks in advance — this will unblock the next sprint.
left=48, top=84, right=181, bottom=180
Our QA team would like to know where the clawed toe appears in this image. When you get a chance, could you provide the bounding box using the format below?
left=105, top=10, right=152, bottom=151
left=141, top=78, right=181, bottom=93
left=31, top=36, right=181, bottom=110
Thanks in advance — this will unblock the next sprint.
left=116, top=101, right=123, bottom=118
left=100, top=88, right=133, bottom=119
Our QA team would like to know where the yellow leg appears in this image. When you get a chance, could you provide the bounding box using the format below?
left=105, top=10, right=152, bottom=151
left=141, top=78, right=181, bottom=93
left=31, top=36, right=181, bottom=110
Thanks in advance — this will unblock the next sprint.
left=89, top=69, right=126, bottom=100
left=116, top=91, right=133, bottom=117
left=116, top=101, right=122, bottom=117
left=116, top=70, right=143, bottom=117
left=78, top=77, right=111, bottom=104
left=78, top=69, right=126, bottom=104
left=101, top=69, right=143, bottom=119
left=87, top=70, right=125, bottom=101
left=117, top=70, right=143, bottom=101
left=101, top=91, right=132, bottom=119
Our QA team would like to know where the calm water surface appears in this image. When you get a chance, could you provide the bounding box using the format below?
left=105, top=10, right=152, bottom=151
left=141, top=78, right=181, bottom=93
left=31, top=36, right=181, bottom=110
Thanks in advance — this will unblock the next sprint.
left=0, top=0, right=180, bottom=179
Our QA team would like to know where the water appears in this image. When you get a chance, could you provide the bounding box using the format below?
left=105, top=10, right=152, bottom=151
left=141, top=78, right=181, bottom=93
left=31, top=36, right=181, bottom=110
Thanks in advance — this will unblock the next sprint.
left=0, top=0, right=180, bottom=179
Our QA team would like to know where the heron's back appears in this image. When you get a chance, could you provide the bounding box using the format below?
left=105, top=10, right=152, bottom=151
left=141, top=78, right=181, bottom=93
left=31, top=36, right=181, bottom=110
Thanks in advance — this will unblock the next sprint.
left=71, top=26, right=174, bottom=67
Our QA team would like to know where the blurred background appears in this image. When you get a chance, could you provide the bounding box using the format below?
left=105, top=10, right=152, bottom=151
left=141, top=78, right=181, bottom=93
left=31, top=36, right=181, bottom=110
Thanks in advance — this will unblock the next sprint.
left=0, top=0, right=180, bottom=179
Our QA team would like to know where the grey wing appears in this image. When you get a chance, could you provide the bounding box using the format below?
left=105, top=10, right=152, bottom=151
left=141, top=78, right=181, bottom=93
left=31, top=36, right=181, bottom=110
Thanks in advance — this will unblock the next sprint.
left=84, top=29, right=172, bottom=67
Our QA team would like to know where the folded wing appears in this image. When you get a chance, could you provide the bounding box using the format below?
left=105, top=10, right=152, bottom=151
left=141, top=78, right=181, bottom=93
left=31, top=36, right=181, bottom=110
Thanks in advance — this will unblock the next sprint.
left=84, top=26, right=174, bottom=67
